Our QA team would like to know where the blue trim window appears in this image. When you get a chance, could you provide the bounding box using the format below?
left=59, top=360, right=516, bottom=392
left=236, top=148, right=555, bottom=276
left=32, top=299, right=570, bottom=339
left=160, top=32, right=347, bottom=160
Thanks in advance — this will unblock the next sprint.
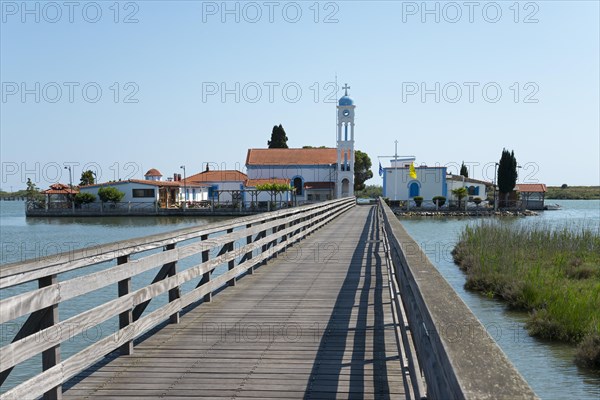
left=208, top=184, right=218, bottom=199
left=293, top=177, right=303, bottom=196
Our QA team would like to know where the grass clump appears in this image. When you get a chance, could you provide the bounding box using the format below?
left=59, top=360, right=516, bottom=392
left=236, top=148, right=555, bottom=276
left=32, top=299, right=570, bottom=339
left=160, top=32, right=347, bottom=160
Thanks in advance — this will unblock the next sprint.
left=452, top=223, right=600, bottom=369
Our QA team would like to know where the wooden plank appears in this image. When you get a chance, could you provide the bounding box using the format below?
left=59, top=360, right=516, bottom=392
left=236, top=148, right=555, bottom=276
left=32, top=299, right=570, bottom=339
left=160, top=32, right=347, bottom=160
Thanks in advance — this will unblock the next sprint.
left=117, top=255, right=133, bottom=356
left=39, top=275, right=61, bottom=400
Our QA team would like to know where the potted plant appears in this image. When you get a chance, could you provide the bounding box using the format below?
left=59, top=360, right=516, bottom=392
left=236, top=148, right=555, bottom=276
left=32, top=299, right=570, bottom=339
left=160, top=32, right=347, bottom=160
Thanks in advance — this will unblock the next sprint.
left=432, top=196, right=446, bottom=207
left=413, top=196, right=423, bottom=207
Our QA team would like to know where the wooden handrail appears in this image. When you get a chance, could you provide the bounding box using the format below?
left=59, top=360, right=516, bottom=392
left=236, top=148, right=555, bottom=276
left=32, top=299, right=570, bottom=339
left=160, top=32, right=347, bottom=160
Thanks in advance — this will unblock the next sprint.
left=378, top=197, right=538, bottom=399
left=0, top=197, right=355, bottom=400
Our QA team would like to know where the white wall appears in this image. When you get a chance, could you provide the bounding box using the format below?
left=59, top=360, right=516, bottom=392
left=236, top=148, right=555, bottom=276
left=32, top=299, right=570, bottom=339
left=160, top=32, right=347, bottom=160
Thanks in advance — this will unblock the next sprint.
left=80, top=182, right=159, bottom=203
left=447, top=179, right=487, bottom=200
left=179, top=187, right=209, bottom=202
left=204, top=181, right=245, bottom=203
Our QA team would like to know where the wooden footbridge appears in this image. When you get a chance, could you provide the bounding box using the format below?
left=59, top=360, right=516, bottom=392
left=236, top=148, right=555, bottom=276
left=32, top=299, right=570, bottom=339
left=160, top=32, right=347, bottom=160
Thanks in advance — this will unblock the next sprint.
left=1, top=198, right=537, bottom=399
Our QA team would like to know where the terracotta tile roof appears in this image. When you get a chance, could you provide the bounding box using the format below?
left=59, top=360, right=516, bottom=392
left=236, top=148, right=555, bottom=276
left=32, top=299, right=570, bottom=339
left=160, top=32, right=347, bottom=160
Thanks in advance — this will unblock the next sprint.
left=128, top=179, right=207, bottom=188
left=447, top=174, right=493, bottom=186
left=80, top=180, right=207, bottom=189
left=304, top=182, right=335, bottom=189
left=516, top=184, right=547, bottom=193
left=246, top=148, right=338, bottom=166
left=42, top=183, right=78, bottom=194
left=184, top=170, right=248, bottom=184
left=144, top=168, right=162, bottom=177
left=245, top=178, right=290, bottom=187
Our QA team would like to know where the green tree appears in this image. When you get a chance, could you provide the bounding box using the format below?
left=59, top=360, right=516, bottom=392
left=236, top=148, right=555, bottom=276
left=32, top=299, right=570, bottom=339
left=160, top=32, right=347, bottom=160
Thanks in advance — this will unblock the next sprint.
left=25, top=178, right=43, bottom=202
left=355, top=185, right=382, bottom=198
left=460, top=162, right=469, bottom=178
left=497, top=148, right=518, bottom=207
left=74, top=192, right=96, bottom=205
left=354, top=150, right=373, bottom=191
left=452, top=187, right=468, bottom=209
left=79, top=170, right=95, bottom=186
left=97, top=186, right=125, bottom=204
left=255, top=183, right=292, bottom=192
left=267, top=124, right=288, bottom=148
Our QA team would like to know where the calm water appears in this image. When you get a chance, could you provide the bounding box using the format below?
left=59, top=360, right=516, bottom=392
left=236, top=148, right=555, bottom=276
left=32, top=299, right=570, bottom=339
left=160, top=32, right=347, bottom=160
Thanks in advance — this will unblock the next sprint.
left=399, top=199, right=600, bottom=400
left=0, top=201, right=234, bottom=393
left=1, top=200, right=599, bottom=398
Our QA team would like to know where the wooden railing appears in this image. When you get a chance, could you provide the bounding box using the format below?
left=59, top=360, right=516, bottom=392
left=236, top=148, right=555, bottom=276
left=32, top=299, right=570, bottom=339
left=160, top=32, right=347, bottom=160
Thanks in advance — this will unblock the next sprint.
left=378, top=198, right=538, bottom=399
left=0, top=197, right=355, bottom=399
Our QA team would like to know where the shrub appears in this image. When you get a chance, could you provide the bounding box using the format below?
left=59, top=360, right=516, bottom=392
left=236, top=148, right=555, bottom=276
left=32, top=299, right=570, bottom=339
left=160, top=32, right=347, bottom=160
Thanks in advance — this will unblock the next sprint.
left=74, top=192, right=96, bottom=205
left=473, top=197, right=482, bottom=205
left=575, top=333, right=600, bottom=369
left=432, top=196, right=446, bottom=207
left=413, top=196, right=423, bottom=207
left=97, top=187, right=125, bottom=204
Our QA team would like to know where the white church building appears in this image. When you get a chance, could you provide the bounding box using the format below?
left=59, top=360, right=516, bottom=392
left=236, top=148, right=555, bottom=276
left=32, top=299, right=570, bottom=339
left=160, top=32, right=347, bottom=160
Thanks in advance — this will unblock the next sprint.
left=244, top=85, right=357, bottom=202
left=382, top=159, right=448, bottom=201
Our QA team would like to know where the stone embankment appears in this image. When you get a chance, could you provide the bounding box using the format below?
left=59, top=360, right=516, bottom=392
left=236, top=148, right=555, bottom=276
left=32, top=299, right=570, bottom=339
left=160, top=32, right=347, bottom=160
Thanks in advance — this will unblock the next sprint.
left=394, top=209, right=538, bottom=217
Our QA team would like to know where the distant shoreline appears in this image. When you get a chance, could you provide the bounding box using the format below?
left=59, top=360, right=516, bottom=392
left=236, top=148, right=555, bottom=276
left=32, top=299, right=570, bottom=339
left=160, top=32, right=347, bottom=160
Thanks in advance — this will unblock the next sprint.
left=545, top=186, right=600, bottom=200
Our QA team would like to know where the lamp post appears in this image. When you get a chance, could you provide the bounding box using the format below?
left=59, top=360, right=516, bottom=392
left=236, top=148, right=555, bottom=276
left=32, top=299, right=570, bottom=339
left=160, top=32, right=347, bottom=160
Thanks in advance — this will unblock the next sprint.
left=493, top=162, right=499, bottom=211
left=64, top=165, right=74, bottom=212
left=180, top=165, right=186, bottom=208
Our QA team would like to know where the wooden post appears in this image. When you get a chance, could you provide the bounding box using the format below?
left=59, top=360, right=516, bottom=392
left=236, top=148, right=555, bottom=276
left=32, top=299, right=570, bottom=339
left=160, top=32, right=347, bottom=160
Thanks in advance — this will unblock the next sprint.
left=226, top=228, right=236, bottom=286
left=39, top=274, right=62, bottom=400
left=245, top=224, right=254, bottom=274
left=271, top=224, right=279, bottom=259
left=200, top=234, right=212, bottom=302
left=117, top=255, right=134, bottom=355
left=260, top=220, right=269, bottom=265
left=165, top=244, right=180, bottom=323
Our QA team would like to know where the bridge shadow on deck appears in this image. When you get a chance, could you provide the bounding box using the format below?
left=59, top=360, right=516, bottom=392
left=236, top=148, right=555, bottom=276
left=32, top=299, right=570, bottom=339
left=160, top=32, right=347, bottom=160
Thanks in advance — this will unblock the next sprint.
left=304, top=207, right=393, bottom=399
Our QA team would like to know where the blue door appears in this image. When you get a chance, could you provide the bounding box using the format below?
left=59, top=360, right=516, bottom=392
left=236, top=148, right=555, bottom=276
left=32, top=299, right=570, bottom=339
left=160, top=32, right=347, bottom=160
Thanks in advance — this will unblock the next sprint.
left=409, top=182, right=420, bottom=197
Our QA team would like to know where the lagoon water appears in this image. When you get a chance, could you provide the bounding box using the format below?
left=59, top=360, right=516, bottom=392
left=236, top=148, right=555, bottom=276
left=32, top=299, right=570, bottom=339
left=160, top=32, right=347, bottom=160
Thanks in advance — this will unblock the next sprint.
left=400, top=199, right=600, bottom=400
left=1, top=199, right=599, bottom=397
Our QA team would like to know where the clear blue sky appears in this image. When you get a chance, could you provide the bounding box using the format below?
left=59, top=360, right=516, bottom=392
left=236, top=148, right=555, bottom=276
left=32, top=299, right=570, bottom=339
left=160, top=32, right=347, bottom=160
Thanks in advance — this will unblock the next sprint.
left=1, top=1, right=598, bottom=190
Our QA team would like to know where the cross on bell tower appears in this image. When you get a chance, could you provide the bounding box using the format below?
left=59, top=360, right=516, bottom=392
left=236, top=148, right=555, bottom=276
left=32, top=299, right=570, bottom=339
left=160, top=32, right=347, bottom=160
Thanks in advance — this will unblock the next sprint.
left=336, top=84, right=355, bottom=198
left=342, top=84, right=350, bottom=95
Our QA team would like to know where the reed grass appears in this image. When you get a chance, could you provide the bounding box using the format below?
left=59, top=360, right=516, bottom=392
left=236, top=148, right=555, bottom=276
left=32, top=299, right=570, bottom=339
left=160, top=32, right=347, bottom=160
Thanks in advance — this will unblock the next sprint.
left=452, top=223, right=600, bottom=369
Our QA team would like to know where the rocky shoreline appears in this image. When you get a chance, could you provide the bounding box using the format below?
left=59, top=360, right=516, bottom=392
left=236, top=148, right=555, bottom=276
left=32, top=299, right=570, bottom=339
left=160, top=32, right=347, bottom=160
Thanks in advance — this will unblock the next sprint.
left=393, top=209, right=539, bottom=217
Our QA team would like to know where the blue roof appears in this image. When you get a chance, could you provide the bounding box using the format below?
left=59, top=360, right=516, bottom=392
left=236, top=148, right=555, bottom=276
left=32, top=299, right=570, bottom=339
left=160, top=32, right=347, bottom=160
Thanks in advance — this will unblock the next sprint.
left=339, top=96, right=354, bottom=106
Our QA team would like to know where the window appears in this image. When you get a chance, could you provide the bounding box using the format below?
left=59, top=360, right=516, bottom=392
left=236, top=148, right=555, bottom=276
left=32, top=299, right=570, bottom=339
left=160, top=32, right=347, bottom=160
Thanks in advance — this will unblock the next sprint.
left=132, top=188, right=155, bottom=198
left=293, top=177, right=303, bottom=196
left=209, top=185, right=218, bottom=199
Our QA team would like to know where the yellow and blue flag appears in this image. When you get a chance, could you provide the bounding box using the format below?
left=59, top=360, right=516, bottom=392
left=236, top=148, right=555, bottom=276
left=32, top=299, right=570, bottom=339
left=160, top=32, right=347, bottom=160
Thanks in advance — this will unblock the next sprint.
left=409, top=162, right=417, bottom=179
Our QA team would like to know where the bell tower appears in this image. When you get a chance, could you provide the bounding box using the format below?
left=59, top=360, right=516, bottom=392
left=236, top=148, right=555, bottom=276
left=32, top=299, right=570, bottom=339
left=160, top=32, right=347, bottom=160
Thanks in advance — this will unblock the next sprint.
left=336, top=84, right=355, bottom=198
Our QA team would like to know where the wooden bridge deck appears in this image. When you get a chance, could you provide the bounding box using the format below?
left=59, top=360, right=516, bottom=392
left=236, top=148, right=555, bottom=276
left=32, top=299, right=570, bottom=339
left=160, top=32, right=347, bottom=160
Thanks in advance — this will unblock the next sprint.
left=64, top=205, right=406, bottom=399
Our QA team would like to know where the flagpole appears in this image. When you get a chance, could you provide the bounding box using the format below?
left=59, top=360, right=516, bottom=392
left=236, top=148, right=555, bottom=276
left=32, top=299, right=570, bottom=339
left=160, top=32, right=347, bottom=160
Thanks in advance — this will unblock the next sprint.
left=394, top=140, right=398, bottom=201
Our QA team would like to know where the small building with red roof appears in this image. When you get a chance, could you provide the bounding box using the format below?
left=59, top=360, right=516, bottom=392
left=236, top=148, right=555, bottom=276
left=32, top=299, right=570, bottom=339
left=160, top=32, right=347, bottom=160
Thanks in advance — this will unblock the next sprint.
left=516, top=183, right=547, bottom=210
left=42, top=183, right=79, bottom=209
left=182, top=168, right=248, bottom=203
